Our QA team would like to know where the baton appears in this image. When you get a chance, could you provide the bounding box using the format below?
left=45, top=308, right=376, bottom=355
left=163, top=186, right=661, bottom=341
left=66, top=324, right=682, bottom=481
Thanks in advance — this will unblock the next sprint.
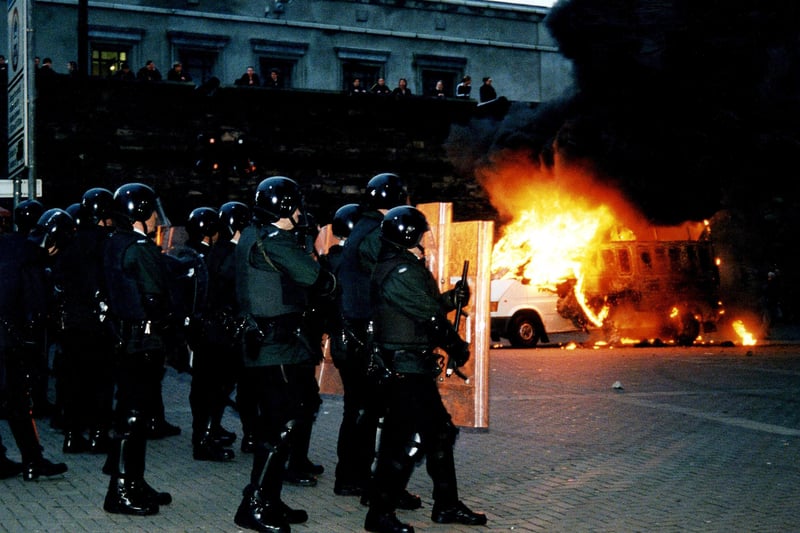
left=446, top=260, right=469, bottom=380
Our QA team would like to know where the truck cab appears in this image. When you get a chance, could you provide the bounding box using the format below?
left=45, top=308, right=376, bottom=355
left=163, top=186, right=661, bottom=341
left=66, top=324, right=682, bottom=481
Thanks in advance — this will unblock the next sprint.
left=490, top=278, right=580, bottom=347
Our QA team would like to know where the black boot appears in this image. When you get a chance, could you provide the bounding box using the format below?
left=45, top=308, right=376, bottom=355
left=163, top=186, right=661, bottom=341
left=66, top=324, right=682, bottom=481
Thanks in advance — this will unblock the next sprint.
left=364, top=510, right=415, bottom=533
left=89, top=427, right=110, bottom=455
left=236, top=422, right=303, bottom=532
left=103, top=411, right=164, bottom=515
left=63, top=431, right=90, bottom=454
left=8, top=417, right=68, bottom=481
left=104, top=476, right=159, bottom=516
left=234, top=484, right=290, bottom=533
left=194, top=431, right=235, bottom=462
left=23, top=457, right=68, bottom=481
left=431, top=500, right=487, bottom=526
left=140, top=477, right=173, bottom=506
left=193, top=416, right=235, bottom=462
left=210, top=404, right=236, bottom=446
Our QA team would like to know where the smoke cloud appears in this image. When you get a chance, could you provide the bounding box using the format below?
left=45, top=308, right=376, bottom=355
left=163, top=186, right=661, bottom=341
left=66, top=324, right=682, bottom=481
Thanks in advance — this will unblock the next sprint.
left=447, top=0, right=800, bottom=318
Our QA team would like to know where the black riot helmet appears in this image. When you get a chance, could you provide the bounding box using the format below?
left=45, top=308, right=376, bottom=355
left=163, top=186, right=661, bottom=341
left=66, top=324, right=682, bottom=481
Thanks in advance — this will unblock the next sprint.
left=65, top=203, right=82, bottom=229
left=253, top=176, right=303, bottom=223
left=14, top=199, right=44, bottom=234
left=28, top=208, right=75, bottom=252
left=365, top=173, right=408, bottom=210
left=80, top=187, right=114, bottom=226
left=380, top=205, right=430, bottom=249
left=186, top=207, right=220, bottom=242
left=218, top=201, right=250, bottom=238
left=331, top=203, right=363, bottom=239
left=113, top=182, right=171, bottom=227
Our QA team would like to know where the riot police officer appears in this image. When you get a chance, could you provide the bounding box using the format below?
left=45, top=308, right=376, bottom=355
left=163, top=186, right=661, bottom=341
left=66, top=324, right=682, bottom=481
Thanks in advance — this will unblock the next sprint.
left=233, top=176, right=335, bottom=532
left=102, top=183, right=173, bottom=516
left=13, top=198, right=44, bottom=234
left=211, top=202, right=259, bottom=454
left=364, top=206, right=486, bottom=533
left=11, top=198, right=54, bottom=419
left=334, top=173, right=421, bottom=509
left=182, top=206, right=237, bottom=462
left=51, top=188, right=116, bottom=455
left=0, top=208, right=71, bottom=480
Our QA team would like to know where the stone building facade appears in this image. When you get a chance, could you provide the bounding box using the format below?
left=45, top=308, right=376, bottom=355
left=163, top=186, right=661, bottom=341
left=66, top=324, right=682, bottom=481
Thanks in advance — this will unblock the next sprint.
left=24, top=0, right=571, bottom=102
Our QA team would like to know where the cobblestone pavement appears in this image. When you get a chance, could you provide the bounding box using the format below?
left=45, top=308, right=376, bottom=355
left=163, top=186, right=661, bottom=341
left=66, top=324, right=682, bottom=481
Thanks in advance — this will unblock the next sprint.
left=2, top=336, right=800, bottom=532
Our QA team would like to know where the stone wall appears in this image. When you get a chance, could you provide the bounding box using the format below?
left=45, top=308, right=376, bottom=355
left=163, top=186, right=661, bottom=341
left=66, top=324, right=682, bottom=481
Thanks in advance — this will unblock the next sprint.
left=34, top=77, right=509, bottom=225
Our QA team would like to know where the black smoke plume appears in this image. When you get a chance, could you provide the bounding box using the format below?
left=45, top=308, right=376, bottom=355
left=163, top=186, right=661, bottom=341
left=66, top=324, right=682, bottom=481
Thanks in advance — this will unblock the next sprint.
left=448, top=0, right=800, bottom=322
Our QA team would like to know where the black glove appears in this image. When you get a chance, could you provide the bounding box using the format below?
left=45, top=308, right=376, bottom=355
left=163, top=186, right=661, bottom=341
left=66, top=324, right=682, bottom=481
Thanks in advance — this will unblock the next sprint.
left=442, top=280, right=471, bottom=311
left=446, top=338, right=470, bottom=368
left=453, top=279, right=470, bottom=307
left=427, top=314, right=468, bottom=367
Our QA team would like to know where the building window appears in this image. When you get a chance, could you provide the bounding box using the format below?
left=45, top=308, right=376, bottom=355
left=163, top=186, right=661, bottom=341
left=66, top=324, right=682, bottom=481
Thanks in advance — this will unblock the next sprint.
left=251, top=39, right=308, bottom=89
left=88, top=25, right=144, bottom=78
left=342, top=63, right=381, bottom=93
left=168, top=31, right=230, bottom=84
left=178, top=51, right=217, bottom=85
left=91, top=47, right=128, bottom=78
left=414, top=54, right=467, bottom=98
left=335, top=47, right=390, bottom=93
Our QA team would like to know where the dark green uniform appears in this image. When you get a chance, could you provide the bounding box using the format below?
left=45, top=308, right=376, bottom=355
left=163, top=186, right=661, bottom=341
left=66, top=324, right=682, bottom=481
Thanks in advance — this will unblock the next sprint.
left=234, top=220, right=333, bottom=527
left=367, top=241, right=473, bottom=520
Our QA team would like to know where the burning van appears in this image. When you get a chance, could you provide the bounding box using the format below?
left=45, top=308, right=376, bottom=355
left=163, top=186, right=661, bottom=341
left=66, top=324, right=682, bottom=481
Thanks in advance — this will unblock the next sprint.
left=490, top=237, right=724, bottom=347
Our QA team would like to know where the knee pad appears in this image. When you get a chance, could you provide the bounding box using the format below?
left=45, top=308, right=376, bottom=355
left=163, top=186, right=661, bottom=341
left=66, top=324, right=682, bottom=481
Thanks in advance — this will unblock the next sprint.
left=404, top=432, right=423, bottom=460
left=120, top=409, right=146, bottom=436
left=279, top=420, right=295, bottom=444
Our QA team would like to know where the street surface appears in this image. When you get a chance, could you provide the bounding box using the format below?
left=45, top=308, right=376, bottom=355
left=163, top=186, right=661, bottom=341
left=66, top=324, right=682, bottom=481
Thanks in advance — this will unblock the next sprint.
left=1, top=337, right=799, bottom=532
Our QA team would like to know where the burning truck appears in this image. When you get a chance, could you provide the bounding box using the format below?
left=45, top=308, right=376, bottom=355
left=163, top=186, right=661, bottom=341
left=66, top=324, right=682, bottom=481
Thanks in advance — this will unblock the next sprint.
left=490, top=231, right=725, bottom=348
left=480, top=154, right=729, bottom=348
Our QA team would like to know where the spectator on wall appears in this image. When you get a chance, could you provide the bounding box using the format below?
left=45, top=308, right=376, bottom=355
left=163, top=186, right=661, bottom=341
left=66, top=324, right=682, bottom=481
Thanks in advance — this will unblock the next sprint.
left=265, top=68, right=283, bottom=89
left=167, top=62, right=193, bottom=84
left=113, top=62, right=135, bottom=82
left=235, top=66, right=261, bottom=87
left=36, top=57, right=58, bottom=90
left=392, top=77, right=412, bottom=98
left=479, top=76, right=497, bottom=103
left=137, top=60, right=163, bottom=82
left=456, top=75, right=472, bottom=98
left=348, top=78, right=368, bottom=96
left=370, top=77, right=391, bottom=95
left=429, top=79, right=446, bottom=99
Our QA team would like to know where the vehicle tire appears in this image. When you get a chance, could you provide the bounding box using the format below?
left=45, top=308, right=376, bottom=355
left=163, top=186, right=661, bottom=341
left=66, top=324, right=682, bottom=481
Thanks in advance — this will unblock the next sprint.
left=674, top=310, right=701, bottom=346
left=508, top=312, right=544, bottom=348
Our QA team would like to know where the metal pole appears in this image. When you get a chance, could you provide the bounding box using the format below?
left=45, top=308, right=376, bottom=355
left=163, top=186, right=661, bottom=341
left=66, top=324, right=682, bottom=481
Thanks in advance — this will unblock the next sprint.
left=26, top=0, right=35, bottom=200
left=78, top=0, right=88, bottom=77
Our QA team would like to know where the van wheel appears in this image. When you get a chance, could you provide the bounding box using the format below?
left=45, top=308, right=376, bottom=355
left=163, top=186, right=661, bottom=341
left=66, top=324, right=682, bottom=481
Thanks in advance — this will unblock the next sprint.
left=509, top=312, right=544, bottom=348
left=674, top=310, right=701, bottom=346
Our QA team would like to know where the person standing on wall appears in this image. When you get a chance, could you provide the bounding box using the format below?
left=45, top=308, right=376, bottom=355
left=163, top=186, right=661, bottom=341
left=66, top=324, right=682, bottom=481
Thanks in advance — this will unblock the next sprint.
left=456, top=75, right=472, bottom=98
left=479, top=76, right=497, bottom=103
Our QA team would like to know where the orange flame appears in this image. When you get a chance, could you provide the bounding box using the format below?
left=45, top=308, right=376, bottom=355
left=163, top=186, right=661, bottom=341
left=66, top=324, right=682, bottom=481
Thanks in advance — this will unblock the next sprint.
left=732, top=319, right=757, bottom=346
left=479, top=150, right=720, bottom=340
left=481, top=152, right=643, bottom=287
